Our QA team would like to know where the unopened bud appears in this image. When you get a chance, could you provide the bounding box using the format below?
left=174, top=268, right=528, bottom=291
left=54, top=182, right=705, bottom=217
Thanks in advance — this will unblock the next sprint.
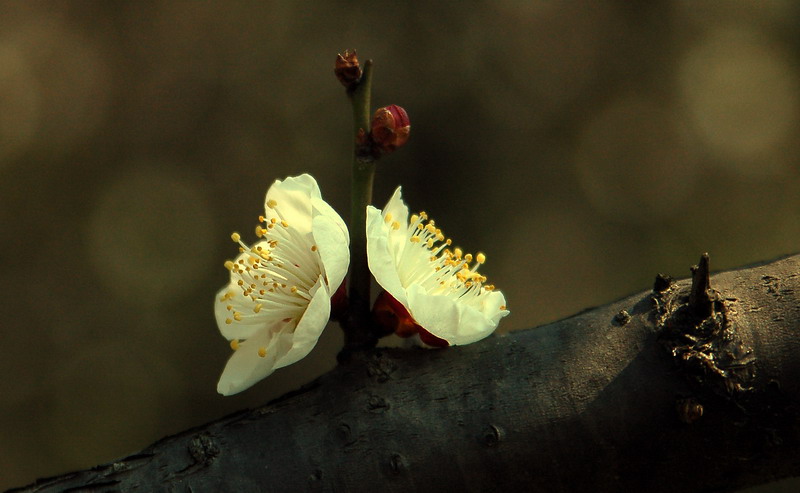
left=335, top=50, right=362, bottom=89
left=371, top=105, right=410, bottom=154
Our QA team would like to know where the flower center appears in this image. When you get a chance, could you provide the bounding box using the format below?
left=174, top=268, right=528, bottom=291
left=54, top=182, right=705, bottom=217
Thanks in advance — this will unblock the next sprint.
left=387, top=210, right=497, bottom=307
left=221, top=199, right=323, bottom=327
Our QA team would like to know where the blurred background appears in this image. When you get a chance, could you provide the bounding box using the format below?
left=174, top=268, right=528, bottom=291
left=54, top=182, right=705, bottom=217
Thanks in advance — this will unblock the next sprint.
left=1, top=1, right=799, bottom=490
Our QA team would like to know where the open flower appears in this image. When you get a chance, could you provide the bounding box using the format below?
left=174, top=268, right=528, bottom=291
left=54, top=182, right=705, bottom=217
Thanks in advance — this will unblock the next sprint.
left=214, top=174, right=348, bottom=395
left=366, top=187, right=509, bottom=346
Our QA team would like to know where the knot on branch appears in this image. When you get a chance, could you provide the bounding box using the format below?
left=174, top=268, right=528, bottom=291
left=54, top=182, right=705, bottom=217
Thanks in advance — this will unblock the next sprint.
left=653, top=254, right=756, bottom=400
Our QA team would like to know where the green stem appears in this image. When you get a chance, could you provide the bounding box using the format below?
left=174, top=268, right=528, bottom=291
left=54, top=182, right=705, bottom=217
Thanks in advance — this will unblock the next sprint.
left=342, top=60, right=377, bottom=354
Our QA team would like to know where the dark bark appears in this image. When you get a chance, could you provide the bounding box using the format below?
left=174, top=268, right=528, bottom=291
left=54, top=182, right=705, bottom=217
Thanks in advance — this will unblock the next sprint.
left=9, top=254, right=800, bottom=493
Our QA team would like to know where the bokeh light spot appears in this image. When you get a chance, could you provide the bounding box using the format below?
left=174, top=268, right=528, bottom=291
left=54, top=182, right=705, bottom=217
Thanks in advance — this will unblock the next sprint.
left=677, top=26, right=799, bottom=175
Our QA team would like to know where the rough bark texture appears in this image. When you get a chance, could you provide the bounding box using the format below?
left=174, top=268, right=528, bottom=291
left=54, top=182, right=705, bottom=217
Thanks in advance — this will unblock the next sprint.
left=9, top=254, right=800, bottom=493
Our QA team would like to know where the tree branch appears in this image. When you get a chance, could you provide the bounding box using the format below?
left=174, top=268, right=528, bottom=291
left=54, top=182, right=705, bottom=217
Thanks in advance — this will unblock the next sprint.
left=10, top=254, right=800, bottom=492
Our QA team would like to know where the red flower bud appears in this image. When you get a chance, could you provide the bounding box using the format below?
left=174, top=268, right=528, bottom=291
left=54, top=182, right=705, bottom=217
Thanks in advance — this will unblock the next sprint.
left=370, top=105, right=410, bottom=154
left=334, top=50, right=362, bottom=89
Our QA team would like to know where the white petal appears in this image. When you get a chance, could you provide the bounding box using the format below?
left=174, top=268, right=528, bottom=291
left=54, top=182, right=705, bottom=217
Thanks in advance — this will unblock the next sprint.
left=383, top=187, right=409, bottom=227
left=274, top=276, right=331, bottom=369
left=406, top=284, right=501, bottom=346
left=366, top=204, right=408, bottom=306
left=264, top=174, right=321, bottom=235
left=311, top=195, right=349, bottom=246
left=216, top=320, right=293, bottom=395
left=383, top=187, right=411, bottom=260
left=312, top=214, right=349, bottom=294
left=405, top=283, right=458, bottom=338
left=482, top=290, right=511, bottom=325
left=214, top=283, right=269, bottom=341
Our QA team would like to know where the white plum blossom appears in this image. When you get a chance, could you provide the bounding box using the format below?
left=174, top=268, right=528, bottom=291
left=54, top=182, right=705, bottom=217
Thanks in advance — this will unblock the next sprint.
left=214, top=174, right=348, bottom=395
left=366, top=187, right=509, bottom=346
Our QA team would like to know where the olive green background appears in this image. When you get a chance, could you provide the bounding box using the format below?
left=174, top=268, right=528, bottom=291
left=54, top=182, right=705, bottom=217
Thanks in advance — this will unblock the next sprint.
left=1, top=2, right=799, bottom=491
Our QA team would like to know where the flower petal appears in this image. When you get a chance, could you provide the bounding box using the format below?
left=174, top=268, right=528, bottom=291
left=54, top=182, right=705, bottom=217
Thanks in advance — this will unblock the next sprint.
left=367, top=204, right=408, bottom=306
left=274, top=276, right=331, bottom=369
left=406, top=283, right=500, bottom=346
left=312, top=213, right=349, bottom=294
left=264, top=174, right=321, bottom=236
left=383, top=186, right=409, bottom=228
left=383, top=187, right=411, bottom=260
left=311, top=195, right=349, bottom=245
left=216, top=320, right=294, bottom=395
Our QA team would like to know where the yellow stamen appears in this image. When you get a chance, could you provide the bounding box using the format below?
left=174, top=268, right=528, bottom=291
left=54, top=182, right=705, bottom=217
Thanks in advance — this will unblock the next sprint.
left=267, top=199, right=277, bottom=208
left=254, top=303, right=262, bottom=313
left=476, top=253, right=486, bottom=264
left=233, top=312, right=242, bottom=321
left=230, top=339, right=239, bottom=350
left=410, top=236, right=421, bottom=243
left=231, top=232, right=241, bottom=242
left=258, top=347, right=267, bottom=358
left=225, top=318, right=232, bottom=324
left=384, top=213, right=393, bottom=223
left=311, top=245, right=317, bottom=252
left=224, top=260, right=234, bottom=271
left=392, top=221, right=400, bottom=230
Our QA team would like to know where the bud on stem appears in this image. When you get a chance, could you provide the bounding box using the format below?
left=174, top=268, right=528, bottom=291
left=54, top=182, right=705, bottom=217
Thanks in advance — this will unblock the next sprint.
left=335, top=50, right=362, bottom=90
left=370, top=104, right=410, bottom=154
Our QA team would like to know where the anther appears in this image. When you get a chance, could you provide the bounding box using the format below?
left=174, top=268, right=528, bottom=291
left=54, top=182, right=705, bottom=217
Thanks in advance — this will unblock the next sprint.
left=281, top=220, right=289, bottom=227
left=233, top=312, right=242, bottom=321
left=230, top=339, right=240, bottom=350
left=384, top=213, right=393, bottom=223
left=224, top=260, right=234, bottom=271
left=254, top=303, right=263, bottom=313
left=225, top=318, right=232, bottom=324
left=311, top=245, right=318, bottom=252
left=410, top=236, right=421, bottom=243
left=392, top=221, right=400, bottom=230
left=231, top=232, right=241, bottom=242
left=267, top=199, right=278, bottom=209
left=258, top=347, right=267, bottom=358
left=476, top=253, right=486, bottom=264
